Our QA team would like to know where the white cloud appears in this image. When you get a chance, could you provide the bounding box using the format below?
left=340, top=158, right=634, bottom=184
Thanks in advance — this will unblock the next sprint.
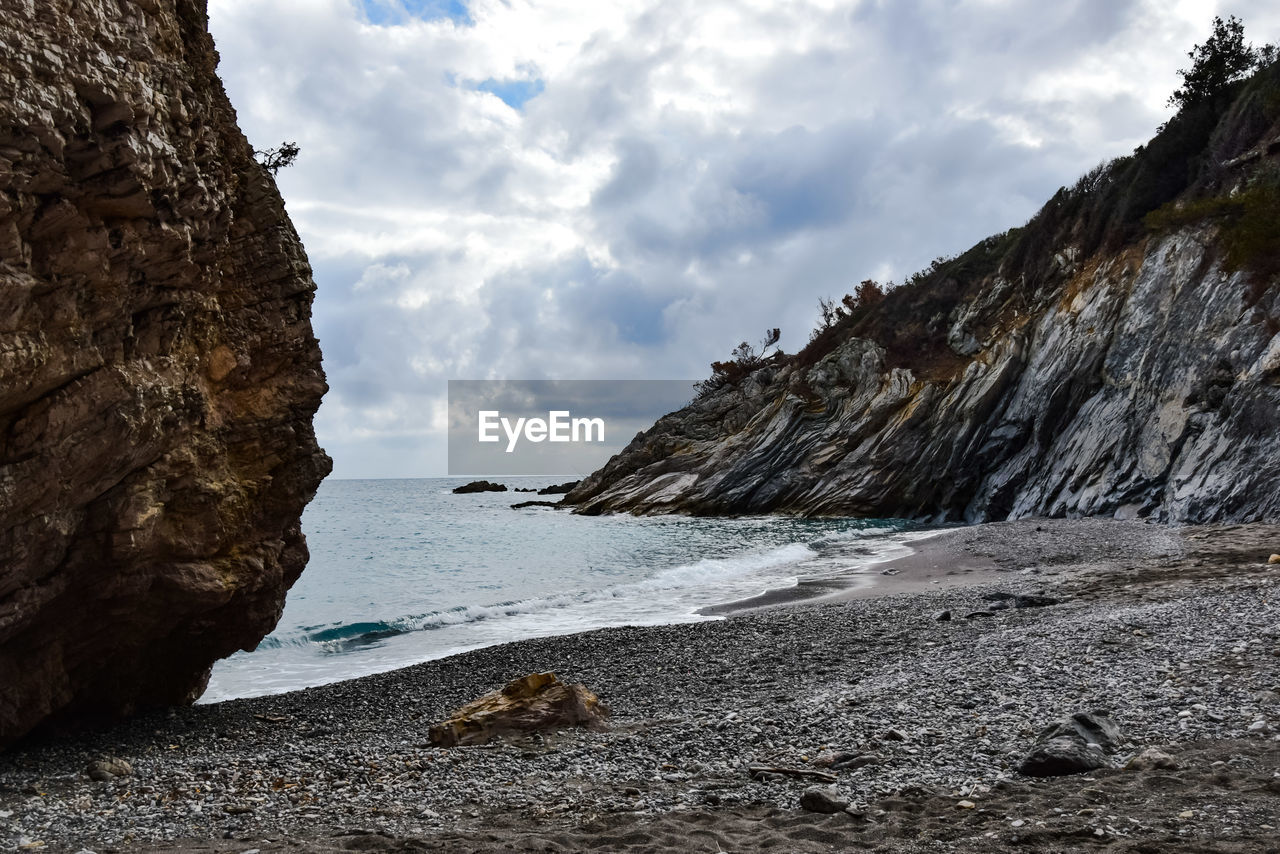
left=207, top=0, right=1275, bottom=477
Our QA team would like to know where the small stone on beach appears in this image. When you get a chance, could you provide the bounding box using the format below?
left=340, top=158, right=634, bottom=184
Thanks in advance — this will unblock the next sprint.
left=1125, top=748, right=1179, bottom=771
left=831, top=754, right=877, bottom=771
left=799, top=784, right=848, bottom=813
left=85, top=757, right=132, bottom=782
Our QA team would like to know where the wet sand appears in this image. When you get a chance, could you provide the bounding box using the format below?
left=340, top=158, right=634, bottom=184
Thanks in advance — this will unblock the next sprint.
left=703, top=516, right=1180, bottom=614
left=700, top=528, right=1003, bottom=615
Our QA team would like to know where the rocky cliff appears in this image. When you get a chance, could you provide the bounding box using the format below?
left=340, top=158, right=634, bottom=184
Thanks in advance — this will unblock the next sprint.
left=0, top=0, right=331, bottom=746
left=569, top=64, right=1280, bottom=523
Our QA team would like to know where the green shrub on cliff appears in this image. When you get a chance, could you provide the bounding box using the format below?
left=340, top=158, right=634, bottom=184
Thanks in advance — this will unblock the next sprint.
left=1145, top=175, right=1280, bottom=279
left=1168, top=16, right=1260, bottom=111
left=695, top=328, right=782, bottom=397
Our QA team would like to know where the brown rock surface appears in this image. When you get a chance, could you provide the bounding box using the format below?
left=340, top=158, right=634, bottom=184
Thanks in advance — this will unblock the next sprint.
left=428, top=672, right=609, bottom=747
left=0, top=0, right=330, bottom=746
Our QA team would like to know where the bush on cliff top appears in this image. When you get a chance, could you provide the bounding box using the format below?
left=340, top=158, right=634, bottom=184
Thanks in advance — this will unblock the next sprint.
left=697, top=18, right=1278, bottom=391
left=786, top=20, right=1280, bottom=375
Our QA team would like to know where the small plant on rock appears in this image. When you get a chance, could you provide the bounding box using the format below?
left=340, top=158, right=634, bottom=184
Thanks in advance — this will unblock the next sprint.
left=255, top=141, right=300, bottom=175
left=695, top=328, right=782, bottom=397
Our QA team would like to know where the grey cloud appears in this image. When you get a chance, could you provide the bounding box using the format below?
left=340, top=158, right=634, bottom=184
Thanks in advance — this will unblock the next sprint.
left=591, top=138, right=661, bottom=209
left=207, top=0, right=1278, bottom=477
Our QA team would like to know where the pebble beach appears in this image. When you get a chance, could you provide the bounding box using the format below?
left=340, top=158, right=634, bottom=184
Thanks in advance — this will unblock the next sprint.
left=2, top=518, right=1279, bottom=853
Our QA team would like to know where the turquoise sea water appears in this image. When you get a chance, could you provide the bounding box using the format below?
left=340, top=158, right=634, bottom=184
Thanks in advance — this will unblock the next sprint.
left=203, top=478, right=923, bottom=701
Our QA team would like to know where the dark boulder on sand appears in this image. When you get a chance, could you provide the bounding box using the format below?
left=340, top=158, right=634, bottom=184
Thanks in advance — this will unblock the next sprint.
left=1037, top=711, right=1122, bottom=751
left=1018, top=712, right=1121, bottom=776
left=1019, top=736, right=1113, bottom=777
left=799, top=784, right=849, bottom=813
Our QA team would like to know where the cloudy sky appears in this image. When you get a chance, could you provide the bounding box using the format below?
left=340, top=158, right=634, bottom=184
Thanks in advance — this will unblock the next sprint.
left=206, top=0, right=1277, bottom=479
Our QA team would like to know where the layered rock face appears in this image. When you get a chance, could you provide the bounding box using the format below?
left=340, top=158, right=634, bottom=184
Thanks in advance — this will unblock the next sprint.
left=0, top=0, right=331, bottom=745
left=569, top=72, right=1280, bottom=523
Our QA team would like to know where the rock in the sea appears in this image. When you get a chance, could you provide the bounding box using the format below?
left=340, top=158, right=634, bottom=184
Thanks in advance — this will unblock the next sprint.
left=1018, top=712, right=1122, bottom=776
left=510, top=500, right=562, bottom=510
left=452, top=480, right=509, bottom=494
left=428, top=672, right=608, bottom=747
left=799, top=784, right=848, bottom=814
left=1125, top=747, right=1180, bottom=771
left=85, top=757, right=133, bottom=782
left=0, top=0, right=330, bottom=746
left=1269, top=554, right=1280, bottom=565
left=538, top=480, right=580, bottom=495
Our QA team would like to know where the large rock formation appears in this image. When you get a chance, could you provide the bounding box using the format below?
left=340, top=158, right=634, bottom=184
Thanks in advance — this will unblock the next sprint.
left=0, top=0, right=330, bottom=746
left=568, top=64, right=1280, bottom=523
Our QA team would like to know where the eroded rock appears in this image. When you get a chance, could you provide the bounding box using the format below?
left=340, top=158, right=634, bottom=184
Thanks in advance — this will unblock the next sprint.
left=0, top=0, right=329, bottom=746
left=428, top=673, right=609, bottom=747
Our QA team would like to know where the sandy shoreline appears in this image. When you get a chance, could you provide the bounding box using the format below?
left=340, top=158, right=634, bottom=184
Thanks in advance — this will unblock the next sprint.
left=700, top=525, right=1001, bottom=615
left=3, top=518, right=1279, bottom=852
left=703, top=517, right=1180, bottom=614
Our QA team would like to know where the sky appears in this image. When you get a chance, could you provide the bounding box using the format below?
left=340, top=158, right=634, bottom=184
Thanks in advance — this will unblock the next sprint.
left=206, top=0, right=1279, bottom=479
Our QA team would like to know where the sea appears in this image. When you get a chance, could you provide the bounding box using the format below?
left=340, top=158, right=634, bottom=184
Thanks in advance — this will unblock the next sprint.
left=202, top=478, right=929, bottom=702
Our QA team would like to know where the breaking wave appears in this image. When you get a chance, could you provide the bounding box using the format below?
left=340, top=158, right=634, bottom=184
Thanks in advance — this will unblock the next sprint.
left=262, top=541, right=818, bottom=654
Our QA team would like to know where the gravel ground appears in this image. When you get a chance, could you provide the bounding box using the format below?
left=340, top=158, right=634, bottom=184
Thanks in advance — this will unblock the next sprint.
left=1, top=519, right=1278, bottom=853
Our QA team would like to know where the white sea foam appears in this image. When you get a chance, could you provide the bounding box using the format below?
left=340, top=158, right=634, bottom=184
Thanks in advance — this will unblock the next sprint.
left=203, top=478, right=922, bottom=702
